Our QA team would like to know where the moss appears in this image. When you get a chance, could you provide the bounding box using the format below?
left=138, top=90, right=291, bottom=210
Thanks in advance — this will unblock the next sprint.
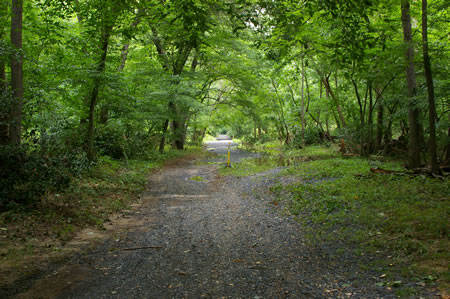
left=190, top=175, right=206, bottom=182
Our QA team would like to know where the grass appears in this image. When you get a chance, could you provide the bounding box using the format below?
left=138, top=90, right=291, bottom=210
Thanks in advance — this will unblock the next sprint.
left=219, top=157, right=279, bottom=177
left=190, top=175, right=206, bottom=182
left=267, top=145, right=449, bottom=293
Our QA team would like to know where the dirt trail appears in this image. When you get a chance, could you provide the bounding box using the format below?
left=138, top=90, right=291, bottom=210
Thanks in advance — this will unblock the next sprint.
left=15, top=142, right=400, bottom=298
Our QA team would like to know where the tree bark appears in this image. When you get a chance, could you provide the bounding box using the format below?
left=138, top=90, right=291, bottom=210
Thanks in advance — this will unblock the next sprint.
left=401, top=0, right=421, bottom=168
left=368, top=83, right=374, bottom=154
left=446, top=113, right=450, bottom=163
left=0, top=60, right=7, bottom=144
left=159, top=119, right=169, bottom=153
left=375, top=89, right=384, bottom=152
left=0, top=2, right=7, bottom=141
left=151, top=27, right=193, bottom=150
left=86, top=25, right=113, bottom=160
left=8, top=0, right=23, bottom=145
left=321, top=73, right=347, bottom=128
left=422, top=0, right=439, bottom=173
left=300, top=58, right=305, bottom=147
left=0, top=60, right=5, bottom=89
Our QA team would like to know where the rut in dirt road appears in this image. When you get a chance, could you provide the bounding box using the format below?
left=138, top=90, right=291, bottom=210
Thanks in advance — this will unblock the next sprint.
left=26, top=142, right=398, bottom=298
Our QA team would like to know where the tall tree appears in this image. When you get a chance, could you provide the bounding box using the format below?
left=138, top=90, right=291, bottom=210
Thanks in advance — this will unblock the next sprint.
left=401, top=0, right=421, bottom=169
left=83, top=0, right=126, bottom=160
left=0, top=0, right=8, bottom=144
left=421, top=0, right=439, bottom=173
left=7, top=0, right=23, bottom=145
left=147, top=0, right=213, bottom=150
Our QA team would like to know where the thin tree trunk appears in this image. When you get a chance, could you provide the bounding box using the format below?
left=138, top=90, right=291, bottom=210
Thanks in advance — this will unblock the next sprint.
left=169, top=101, right=184, bottom=150
left=118, top=43, right=130, bottom=72
left=422, top=0, right=439, bottom=173
left=384, top=118, right=393, bottom=153
left=351, top=78, right=365, bottom=155
left=401, top=0, right=421, bottom=168
left=325, top=114, right=331, bottom=140
left=159, top=119, right=169, bottom=153
left=8, top=0, right=23, bottom=145
left=321, top=73, right=347, bottom=128
left=0, top=60, right=7, bottom=144
left=152, top=27, right=187, bottom=150
left=0, top=60, right=5, bottom=88
left=300, top=58, right=305, bottom=147
left=100, top=11, right=142, bottom=124
left=446, top=113, right=450, bottom=163
left=375, top=89, right=384, bottom=152
left=86, top=25, right=113, bottom=160
left=368, top=83, right=374, bottom=154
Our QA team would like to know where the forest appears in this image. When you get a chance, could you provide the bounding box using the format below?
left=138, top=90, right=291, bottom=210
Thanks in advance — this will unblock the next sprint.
left=0, top=0, right=449, bottom=297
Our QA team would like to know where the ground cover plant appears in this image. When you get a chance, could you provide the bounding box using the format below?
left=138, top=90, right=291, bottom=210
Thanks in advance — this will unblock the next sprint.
left=270, top=146, right=450, bottom=294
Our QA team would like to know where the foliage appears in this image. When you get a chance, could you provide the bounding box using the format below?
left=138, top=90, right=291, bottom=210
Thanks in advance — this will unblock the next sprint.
left=0, top=143, right=90, bottom=210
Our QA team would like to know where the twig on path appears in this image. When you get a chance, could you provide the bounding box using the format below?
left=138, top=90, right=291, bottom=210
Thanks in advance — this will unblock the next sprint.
left=122, top=246, right=163, bottom=251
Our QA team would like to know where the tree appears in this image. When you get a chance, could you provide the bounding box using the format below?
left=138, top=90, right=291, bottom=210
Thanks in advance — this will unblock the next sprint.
left=5, top=0, right=23, bottom=145
left=146, top=0, right=216, bottom=150
left=422, top=0, right=439, bottom=173
left=79, top=0, right=129, bottom=160
left=0, top=0, right=9, bottom=143
left=401, top=0, right=421, bottom=169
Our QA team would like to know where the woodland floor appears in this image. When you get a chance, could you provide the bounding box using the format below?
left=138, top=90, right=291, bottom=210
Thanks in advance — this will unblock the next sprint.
left=4, top=142, right=443, bottom=298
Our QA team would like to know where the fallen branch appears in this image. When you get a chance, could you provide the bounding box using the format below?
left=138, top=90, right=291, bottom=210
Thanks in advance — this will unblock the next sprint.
left=370, top=167, right=396, bottom=174
left=123, top=246, right=163, bottom=251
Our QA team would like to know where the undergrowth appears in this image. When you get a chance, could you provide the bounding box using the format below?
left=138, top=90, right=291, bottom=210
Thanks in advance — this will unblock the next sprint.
left=0, top=147, right=203, bottom=286
left=269, top=145, right=449, bottom=293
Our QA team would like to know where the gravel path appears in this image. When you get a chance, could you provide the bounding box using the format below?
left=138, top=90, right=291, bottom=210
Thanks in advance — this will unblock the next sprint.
left=17, top=142, right=405, bottom=298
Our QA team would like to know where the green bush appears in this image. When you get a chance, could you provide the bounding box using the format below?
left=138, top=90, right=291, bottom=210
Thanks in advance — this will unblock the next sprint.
left=0, top=132, right=91, bottom=210
left=95, top=121, right=157, bottom=159
left=291, top=127, right=323, bottom=148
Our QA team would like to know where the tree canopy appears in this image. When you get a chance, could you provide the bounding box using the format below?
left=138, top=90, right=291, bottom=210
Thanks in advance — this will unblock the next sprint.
left=0, top=0, right=449, bottom=208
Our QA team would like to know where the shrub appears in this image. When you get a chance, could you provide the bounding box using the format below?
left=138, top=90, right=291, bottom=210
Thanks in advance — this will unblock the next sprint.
left=0, top=132, right=91, bottom=210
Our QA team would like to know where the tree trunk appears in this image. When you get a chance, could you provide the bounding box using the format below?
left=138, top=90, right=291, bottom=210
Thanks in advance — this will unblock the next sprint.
left=368, top=84, right=374, bottom=154
left=325, top=114, right=331, bottom=140
left=375, top=89, right=384, bottom=152
left=351, top=78, right=365, bottom=155
left=0, top=60, right=8, bottom=144
left=384, top=118, right=393, bottom=153
left=401, top=0, right=421, bottom=168
left=322, top=74, right=347, bottom=128
left=86, top=25, right=113, bottom=160
left=159, top=119, right=169, bottom=153
left=151, top=27, right=189, bottom=150
left=168, top=101, right=184, bottom=150
left=446, top=113, right=450, bottom=163
left=8, top=0, right=23, bottom=145
left=300, top=58, right=305, bottom=147
left=100, top=11, right=141, bottom=125
left=0, top=60, right=5, bottom=88
left=422, top=0, right=439, bottom=173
